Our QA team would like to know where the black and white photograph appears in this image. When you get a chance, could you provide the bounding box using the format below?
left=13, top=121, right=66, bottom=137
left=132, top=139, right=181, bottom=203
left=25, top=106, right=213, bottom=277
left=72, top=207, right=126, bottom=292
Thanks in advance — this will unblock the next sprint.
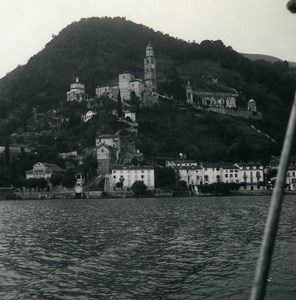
left=0, top=1, right=296, bottom=299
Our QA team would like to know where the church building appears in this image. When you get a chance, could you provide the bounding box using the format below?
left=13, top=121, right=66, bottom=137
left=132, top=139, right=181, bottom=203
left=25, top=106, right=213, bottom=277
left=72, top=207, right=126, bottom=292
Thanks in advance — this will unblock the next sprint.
left=95, top=42, right=158, bottom=107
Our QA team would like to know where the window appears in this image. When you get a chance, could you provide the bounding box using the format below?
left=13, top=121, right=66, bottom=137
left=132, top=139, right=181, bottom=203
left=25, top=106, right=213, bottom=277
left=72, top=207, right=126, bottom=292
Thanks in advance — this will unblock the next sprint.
left=225, top=174, right=228, bottom=178
left=113, top=176, right=116, bottom=179
left=141, top=175, right=144, bottom=179
left=230, top=174, right=233, bottom=178
left=235, top=174, right=238, bottom=178
left=205, top=175, right=209, bottom=181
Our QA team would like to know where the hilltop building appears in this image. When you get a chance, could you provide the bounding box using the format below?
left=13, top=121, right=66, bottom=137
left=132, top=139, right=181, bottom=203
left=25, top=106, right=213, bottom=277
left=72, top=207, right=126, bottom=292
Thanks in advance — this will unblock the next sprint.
left=248, top=99, right=257, bottom=112
left=185, top=81, right=238, bottom=108
left=67, top=77, right=89, bottom=102
left=95, top=43, right=158, bottom=107
left=186, top=81, right=262, bottom=119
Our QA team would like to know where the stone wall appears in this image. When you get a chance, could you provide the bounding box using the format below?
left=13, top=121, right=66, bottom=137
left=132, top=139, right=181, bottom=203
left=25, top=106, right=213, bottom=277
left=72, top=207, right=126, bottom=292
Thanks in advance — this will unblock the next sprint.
left=208, top=107, right=263, bottom=120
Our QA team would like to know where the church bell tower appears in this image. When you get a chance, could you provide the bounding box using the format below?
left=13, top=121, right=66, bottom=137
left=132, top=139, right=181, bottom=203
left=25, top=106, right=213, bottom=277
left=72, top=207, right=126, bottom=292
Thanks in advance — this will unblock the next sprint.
left=144, top=42, right=157, bottom=92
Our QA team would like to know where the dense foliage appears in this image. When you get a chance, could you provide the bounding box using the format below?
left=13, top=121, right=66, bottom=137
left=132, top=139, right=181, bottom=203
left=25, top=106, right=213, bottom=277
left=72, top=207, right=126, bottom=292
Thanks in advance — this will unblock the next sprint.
left=0, top=17, right=296, bottom=188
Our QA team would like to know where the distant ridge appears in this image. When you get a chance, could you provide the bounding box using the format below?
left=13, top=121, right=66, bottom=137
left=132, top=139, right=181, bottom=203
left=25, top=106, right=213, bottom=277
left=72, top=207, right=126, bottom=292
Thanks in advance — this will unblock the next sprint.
left=241, top=53, right=296, bottom=68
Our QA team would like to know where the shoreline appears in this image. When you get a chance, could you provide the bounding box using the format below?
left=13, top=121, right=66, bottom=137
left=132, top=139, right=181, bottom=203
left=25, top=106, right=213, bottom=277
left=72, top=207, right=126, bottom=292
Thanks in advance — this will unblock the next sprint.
left=2, top=190, right=296, bottom=201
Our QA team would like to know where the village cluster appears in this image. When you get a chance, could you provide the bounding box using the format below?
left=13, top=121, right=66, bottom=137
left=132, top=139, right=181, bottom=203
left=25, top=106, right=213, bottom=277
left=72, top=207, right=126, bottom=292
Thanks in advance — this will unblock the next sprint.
left=1, top=43, right=292, bottom=198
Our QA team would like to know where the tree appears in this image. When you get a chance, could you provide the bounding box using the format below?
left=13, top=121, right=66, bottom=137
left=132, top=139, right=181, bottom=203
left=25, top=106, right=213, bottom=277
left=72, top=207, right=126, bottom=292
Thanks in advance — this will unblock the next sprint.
left=155, top=167, right=176, bottom=188
left=50, top=173, right=63, bottom=186
left=27, top=178, right=39, bottom=190
left=185, top=144, right=201, bottom=161
left=131, top=181, right=147, bottom=196
left=37, top=178, right=48, bottom=190
left=4, top=142, right=10, bottom=165
left=61, top=169, right=76, bottom=188
left=117, top=91, right=124, bottom=118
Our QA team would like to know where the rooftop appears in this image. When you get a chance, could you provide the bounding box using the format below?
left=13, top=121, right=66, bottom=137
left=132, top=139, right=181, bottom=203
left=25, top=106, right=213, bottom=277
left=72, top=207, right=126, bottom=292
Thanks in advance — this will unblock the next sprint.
left=112, top=165, right=154, bottom=170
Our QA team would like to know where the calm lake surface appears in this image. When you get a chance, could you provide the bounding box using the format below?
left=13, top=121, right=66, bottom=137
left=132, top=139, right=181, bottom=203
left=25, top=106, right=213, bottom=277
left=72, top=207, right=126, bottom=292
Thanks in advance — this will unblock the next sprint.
left=0, top=196, right=295, bottom=300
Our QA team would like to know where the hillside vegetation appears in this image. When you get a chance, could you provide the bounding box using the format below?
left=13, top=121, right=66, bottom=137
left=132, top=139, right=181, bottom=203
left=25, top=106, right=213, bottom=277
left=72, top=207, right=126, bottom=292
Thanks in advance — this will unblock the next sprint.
left=0, top=17, right=296, bottom=165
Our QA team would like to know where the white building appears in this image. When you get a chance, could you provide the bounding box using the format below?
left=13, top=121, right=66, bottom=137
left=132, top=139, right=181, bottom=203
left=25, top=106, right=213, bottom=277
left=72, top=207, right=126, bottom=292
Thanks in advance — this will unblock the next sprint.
left=166, top=160, right=198, bottom=168
left=177, top=166, right=203, bottom=187
left=67, top=77, right=88, bottom=102
left=110, top=165, right=155, bottom=190
left=95, top=43, right=157, bottom=107
left=119, top=73, right=145, bottom=101
left=96, top=80, right=119, bottom=99
left=201, top=163, right=239, bottom=185
left=81, top=111, right=97, bottom=123
left=125, top=112, right=136, bottom=122
left=220, top=163, right=240, bottom=183
left=25, top=162, right=64, bottom=180
left=95, top=134, right=120, bottom=149
left=248, top=99, right=257, bottom=112
left=286, top=167, right=296, bottom=190
left=234, top=162, right=264, bottom=190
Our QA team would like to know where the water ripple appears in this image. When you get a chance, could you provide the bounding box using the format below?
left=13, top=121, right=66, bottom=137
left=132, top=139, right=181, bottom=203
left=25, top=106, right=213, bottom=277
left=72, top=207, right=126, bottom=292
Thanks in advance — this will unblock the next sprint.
left=0, top=196, right=295, bottom=299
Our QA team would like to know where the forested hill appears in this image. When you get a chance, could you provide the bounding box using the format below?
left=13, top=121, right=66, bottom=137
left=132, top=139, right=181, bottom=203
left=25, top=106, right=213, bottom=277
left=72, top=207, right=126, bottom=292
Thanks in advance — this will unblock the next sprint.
left=0, top=17, right=296, bottom=158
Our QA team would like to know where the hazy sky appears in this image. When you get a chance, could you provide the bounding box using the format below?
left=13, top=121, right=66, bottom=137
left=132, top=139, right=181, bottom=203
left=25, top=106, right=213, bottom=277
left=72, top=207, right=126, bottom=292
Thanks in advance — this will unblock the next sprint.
left=0, top=0, right=295, bottom=79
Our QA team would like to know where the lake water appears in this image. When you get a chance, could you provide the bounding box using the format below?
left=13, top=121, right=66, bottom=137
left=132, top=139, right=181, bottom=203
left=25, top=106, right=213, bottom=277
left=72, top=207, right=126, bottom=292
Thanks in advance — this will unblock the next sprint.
left=0, top=196, right=295, bottom=300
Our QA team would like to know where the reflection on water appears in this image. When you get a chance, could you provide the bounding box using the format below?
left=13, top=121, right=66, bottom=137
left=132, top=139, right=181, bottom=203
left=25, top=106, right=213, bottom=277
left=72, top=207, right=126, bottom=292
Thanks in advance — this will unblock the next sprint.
left=0, top=196, right=295, bottom=299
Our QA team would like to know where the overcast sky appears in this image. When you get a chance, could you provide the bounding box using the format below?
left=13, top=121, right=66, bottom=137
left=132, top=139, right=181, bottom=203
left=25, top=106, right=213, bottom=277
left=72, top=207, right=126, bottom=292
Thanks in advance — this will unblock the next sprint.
left=0, top=0, right=295, bottom=79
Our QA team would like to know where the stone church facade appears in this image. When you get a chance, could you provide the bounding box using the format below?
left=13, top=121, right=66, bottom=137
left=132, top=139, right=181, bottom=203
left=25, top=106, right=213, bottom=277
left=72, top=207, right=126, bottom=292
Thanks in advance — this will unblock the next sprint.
left=96, top=42, right=158, bottom=107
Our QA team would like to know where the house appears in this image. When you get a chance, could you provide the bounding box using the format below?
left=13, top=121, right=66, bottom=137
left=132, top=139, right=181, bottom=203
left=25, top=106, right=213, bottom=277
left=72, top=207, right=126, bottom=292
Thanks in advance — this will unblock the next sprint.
left=25, top=162, right=65, bottom=180
left=95, top=134, right=120, bottom=149
left=286, top=166, right=296, bottom=190
left=95, top=143, right=118, bottom=176
left=177, top=165, right=203, bottom=188
left=109, top=165, right=155, bottom=191
left=234, top=162, right=264, bottom=190
left=201, top=163, right=239, bottom=185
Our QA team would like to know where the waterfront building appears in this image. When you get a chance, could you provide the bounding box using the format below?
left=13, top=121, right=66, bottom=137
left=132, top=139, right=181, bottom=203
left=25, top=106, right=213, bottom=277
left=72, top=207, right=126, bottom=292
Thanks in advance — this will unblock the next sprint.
left=110, top=165, right=155, bottom=190
left=286, top=166, right=296, bottom=190
left=234, top=162, right=264, bottom=190
left=25, top=162, right=64, bottom=180
left=201, top=163, right=239, bottom=185
left=177, top=165, right=203, bottom=187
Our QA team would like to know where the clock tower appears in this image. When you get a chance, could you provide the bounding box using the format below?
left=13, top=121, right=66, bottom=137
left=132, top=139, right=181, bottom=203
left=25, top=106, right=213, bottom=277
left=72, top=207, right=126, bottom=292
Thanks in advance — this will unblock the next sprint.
left=144, top=42, right=157, bottom=92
